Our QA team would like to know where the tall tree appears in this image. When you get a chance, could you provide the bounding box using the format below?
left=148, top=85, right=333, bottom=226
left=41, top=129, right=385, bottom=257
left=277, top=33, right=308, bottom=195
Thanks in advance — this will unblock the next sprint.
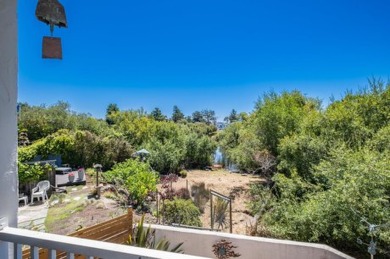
left=171, top=105, right=185, bottom=123
left=106, top=103, right=119, bottom=125
left=192, top=111, right=205, bottom=123
left=150, top=107, right=167, bottom=121
left=224, top=109, right=239, bottom=124
left=201, top=109, right=217, bottom=125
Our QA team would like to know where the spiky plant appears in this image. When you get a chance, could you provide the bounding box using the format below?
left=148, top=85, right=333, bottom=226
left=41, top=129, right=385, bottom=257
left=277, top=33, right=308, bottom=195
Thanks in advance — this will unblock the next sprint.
left=127, top=214, right=183, bottom=253
left=213, top=198, right=229, bottom=230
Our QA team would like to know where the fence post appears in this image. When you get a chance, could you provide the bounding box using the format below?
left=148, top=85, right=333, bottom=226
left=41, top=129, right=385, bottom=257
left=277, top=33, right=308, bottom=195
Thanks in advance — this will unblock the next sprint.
left=229, top=199, right=232, bottom=233
left=156, top=190, right=160, bottom=224
left=127, top=207, right=133, bottom=227
left=210, top=192, right=213, bottom=230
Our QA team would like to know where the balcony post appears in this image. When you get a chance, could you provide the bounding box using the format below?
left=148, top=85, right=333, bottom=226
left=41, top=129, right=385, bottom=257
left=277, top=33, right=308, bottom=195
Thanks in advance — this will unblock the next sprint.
left=0, top=0, right=18, bottom=258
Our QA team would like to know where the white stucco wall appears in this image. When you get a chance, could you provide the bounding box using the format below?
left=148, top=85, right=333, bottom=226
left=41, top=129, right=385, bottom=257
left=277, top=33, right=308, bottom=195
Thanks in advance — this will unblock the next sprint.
left=152, top=225, right=355, bottom=259
left=0, top=0, right=18, bottom=258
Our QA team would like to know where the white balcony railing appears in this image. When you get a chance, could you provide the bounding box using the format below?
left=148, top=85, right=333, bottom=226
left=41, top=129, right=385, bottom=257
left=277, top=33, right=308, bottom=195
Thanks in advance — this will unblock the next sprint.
left=0, top=224, right=209, bottom=259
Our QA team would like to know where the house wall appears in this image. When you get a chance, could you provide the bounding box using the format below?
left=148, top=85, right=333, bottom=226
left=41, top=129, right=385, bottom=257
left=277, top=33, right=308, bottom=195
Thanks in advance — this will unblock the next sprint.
left=0, top=0, right=18, bottom=258
left=152, top=225, right=355, bottom=259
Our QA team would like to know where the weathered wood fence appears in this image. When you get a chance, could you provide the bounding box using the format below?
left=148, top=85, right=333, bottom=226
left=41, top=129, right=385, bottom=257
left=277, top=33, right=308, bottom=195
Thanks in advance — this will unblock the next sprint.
left=22, top=208, right=133, bottom=259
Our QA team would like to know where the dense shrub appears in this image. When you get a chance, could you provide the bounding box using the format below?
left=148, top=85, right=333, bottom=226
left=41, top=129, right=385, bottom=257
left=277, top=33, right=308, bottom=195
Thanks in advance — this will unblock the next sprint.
left=222, top=81, right=390, bottom=256
left=18, top=162, right=52, bottom=184
left=104, top=159, right=158, bottom=206
left=18, top=130, right=134, bottom=170
left=163, top=198, right=202, bottom=227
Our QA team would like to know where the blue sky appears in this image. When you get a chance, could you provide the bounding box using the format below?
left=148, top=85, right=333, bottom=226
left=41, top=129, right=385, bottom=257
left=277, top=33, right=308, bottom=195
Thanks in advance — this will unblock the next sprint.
left=18, top=0, right=390, bottom=120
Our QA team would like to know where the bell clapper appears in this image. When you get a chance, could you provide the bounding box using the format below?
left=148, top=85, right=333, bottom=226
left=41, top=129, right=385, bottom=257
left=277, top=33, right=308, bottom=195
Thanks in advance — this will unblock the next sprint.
left=50, top=23, right=54, bottom=36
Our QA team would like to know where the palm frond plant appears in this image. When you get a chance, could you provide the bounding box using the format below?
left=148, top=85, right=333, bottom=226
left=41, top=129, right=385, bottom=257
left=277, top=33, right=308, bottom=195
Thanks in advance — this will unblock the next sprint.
left=213, top=198, right=229, bottom=230
left=127, top=214, right=183, bottom=253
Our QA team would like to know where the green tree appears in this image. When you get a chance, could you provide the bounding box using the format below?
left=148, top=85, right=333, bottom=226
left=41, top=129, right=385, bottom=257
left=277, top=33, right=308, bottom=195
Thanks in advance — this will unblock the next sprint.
left=150, top=107, right=167, bottom=121
left=106, top=103, right=119, bottom=125
left=224, top=109, right=239, bottom=124
left=201, top=109, right=217, bottom=125
left=171, top=105, right=185, bottom=123
left=192, top=111, right=205, bottom=123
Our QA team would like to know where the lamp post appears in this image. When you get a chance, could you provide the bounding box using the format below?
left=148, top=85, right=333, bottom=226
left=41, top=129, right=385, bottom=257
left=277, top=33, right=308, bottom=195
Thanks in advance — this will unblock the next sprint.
left=354, top=208, right=390, bottom=258
left=93, top=164, right=102, bottom=199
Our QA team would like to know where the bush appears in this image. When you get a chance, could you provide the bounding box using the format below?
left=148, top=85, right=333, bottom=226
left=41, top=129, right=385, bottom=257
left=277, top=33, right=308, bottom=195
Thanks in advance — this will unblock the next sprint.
left=261, top=147, right=390, bottom=254
left=18, top=129, right=134, bottom=170
left=178, top=170, right=187, bottom=178
left=18, top=162, right=52, bottom=184
left=163, top=198, right=202, bottom=227
left=105, top=159, right=158, bottom=206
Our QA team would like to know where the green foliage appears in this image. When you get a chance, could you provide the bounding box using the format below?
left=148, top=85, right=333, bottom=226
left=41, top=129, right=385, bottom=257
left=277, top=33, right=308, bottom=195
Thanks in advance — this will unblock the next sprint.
left=171, top=105, right=185, bottom=123
left=144, top=121, right=216, bottom=174
left=238, top=81, right=390, bottom=256
left=253, top=91, right=320, bottom=156
left=127, top=214, right=183, bottom=252
left=150, top=107, right=167, bottom=121
left=106, top=103, right=119, bottom=125
left=18, top=162, right=51, bottom=184
left=184, top=133, right=217, bottom=169
left=178, top=170, right=187, bottom=178
left=224, top=109, right=239, bottom=124
left=262, top=148, right=390, bottom=252
left=277, top=134, right=328, bottom=181
left=18, top=130, right=134, bottom=169
left=147, top=137, right=185, bottom=174
left=163, top=198, right=202, bottom=227
left=105, top=159, right=158, bottom=205
left=18, top=102, right=110, bottom=142
left=126, top=168, right=158, bottom=206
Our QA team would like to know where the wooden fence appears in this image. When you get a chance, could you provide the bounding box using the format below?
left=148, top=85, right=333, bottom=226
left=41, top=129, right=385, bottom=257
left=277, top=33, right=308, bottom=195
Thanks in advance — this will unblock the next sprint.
left=22, top=208, right=133, bottom=259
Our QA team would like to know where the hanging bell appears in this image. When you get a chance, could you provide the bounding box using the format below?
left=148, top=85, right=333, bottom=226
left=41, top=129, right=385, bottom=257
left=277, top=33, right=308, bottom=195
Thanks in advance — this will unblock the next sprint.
left=35, top=0, right=68, bottom=59
left=35, top=0, right=67, bottom=31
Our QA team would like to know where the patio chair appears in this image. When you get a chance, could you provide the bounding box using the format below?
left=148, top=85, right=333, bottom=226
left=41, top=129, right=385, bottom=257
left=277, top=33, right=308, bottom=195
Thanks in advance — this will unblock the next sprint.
left=30, top=180, right=50, bottom=204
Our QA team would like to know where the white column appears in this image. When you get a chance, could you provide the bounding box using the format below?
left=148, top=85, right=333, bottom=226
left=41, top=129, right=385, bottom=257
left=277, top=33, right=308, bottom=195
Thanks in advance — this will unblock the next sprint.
left=0, top=0, right=18, bottom=258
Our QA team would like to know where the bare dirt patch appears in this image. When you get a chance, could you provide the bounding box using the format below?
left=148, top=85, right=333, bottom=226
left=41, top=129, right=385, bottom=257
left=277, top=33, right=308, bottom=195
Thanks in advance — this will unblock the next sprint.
left=46, top=183, right=126, bottom=235
left=161, top=169, right=264, bottom=234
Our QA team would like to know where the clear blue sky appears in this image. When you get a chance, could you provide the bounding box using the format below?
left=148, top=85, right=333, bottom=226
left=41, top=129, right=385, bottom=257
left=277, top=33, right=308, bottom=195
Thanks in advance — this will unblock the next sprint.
left=18, top=0, right=390, bottom=120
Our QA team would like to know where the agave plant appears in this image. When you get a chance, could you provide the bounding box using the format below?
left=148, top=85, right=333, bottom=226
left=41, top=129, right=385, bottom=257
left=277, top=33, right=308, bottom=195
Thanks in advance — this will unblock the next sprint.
left=213, top=198, right=229, bottom=230
left=127, top=214, right=183, bottom=253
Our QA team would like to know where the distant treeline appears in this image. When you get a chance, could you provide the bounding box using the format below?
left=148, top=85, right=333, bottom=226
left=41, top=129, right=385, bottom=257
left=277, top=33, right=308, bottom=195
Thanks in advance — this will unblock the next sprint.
left=17, top=103, right=224, bottom=176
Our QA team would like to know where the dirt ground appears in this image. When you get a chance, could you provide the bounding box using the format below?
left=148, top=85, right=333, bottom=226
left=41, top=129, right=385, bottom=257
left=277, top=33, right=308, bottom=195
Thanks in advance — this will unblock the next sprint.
left=46, top=169, right=263, bottom=236
left=163, top=169, right=264, bottom=234
left=46, top=177, right=126, bottom=235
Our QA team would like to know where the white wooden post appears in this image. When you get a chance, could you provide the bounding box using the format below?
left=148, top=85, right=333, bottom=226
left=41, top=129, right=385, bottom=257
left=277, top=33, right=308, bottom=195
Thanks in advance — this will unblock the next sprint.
left=0, top=0, right=18, bottom=258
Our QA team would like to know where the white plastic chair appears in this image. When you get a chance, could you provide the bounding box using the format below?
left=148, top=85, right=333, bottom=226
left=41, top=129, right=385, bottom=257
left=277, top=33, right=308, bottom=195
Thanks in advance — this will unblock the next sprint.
left=30, top=180, right=50, bottom=204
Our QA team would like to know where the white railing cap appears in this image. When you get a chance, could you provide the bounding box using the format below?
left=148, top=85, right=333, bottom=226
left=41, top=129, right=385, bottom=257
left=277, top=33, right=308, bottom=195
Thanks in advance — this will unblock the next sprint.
left=0, top=227, right=210, bottom=259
